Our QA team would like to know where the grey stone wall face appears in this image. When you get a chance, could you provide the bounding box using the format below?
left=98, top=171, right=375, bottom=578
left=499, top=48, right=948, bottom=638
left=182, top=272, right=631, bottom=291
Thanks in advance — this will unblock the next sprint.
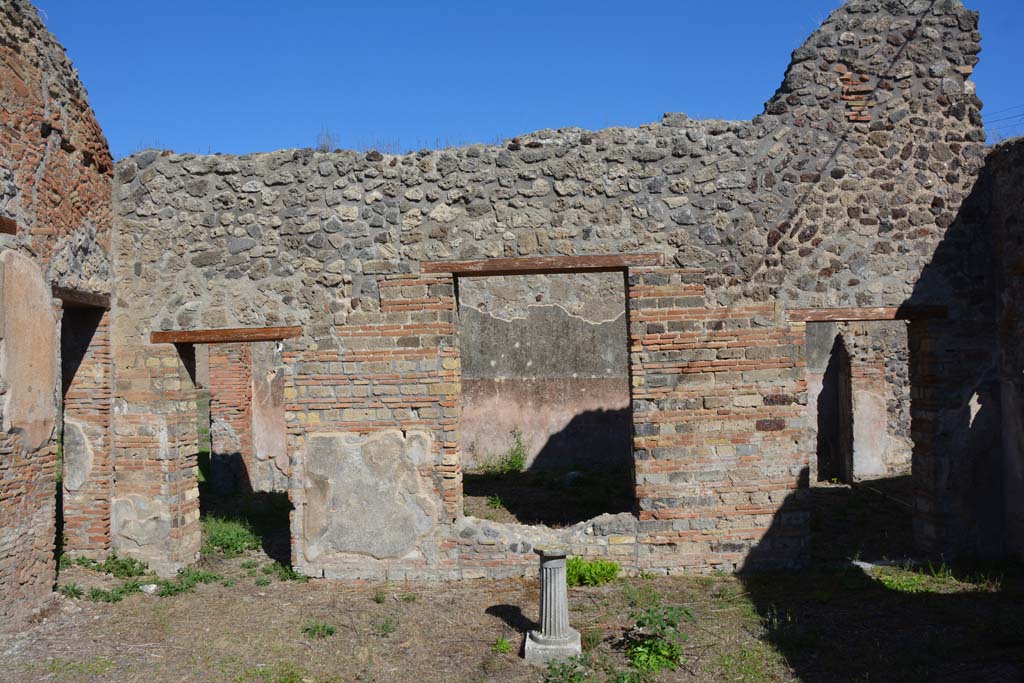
left=108, top=0, right=999, bottom=576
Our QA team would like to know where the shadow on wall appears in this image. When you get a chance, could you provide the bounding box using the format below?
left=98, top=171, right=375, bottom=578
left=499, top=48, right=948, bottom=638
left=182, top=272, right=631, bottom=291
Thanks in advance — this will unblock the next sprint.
left=738, top=476, right=1024, bottom=682
left=735, top=148, right=1024, bottom=681
left=463, top=407, right=634, bottom=527
left=816, top=334, right=853, bottom=484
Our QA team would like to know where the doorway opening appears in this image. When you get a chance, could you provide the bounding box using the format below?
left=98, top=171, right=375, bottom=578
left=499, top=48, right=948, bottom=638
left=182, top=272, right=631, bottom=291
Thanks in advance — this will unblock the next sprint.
left=457, top=271, right=634, bottom=527
left=807, top=321, right=914, bottom=563
left=58, top=304, right=111, bottom=562
left=196, top=341, right=292, bottom=564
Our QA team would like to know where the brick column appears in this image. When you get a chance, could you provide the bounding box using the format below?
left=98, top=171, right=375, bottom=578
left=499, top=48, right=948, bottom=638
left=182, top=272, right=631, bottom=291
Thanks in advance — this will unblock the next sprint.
left=111, top=318, right=200, bottom=575
left=629, top=268, right=811, bottom=572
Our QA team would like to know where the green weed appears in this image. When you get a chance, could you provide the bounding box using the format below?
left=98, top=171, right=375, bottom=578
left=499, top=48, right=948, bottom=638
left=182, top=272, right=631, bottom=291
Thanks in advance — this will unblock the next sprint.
left=372, top=616, right=398, bottom=637
left=492, top=635, right=514, bottom=654
left=302, top=620, right=337, bottom=639
left=201, top=515, right=261, bottom=556
left=59, top=582, right=84, bottom=599
left=566, top=557, right=620, bottom=587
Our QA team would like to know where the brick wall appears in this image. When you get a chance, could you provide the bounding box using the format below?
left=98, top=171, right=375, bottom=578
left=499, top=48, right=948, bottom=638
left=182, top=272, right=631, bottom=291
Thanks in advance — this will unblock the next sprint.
left=0, top=0, right=112, bottom=628
left=207, top=342, right=254, bottom=492
left=61, top=309, right=112, bottom=558
left=629, top=269, right=810, bottom=571
left=288, top=273, right=462, bottom=579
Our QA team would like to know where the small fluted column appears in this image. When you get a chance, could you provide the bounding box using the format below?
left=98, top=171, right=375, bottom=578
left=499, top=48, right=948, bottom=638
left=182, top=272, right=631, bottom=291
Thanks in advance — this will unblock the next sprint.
left=524, top=547, right=581, bottom=663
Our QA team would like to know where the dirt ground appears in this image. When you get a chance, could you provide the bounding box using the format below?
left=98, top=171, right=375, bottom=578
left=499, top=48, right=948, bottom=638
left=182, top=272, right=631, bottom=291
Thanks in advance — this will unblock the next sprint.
left=5, top=480, right=1024, bottom=683
left=2, top=551, right=1023, bottom=683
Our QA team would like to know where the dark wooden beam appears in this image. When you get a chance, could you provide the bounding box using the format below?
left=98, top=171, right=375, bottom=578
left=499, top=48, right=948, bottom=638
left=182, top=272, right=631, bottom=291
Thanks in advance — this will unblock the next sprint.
left=421, top=253, right=663, bottom=276
left=53, top=286, right=110, bottom=309
left=0, top=216, right=16, bottom=235
left=150, top=326, right=302, bottom=344
left=785, top=305, right=947, bottom=323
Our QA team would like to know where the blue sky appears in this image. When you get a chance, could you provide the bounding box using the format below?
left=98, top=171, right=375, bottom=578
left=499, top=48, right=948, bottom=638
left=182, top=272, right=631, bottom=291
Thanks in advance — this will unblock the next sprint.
left=33, top=0, right=1024, bottom=159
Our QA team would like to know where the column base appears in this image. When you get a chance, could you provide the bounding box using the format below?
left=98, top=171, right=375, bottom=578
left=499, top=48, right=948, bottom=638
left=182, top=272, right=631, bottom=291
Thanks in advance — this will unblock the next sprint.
left=524, top=627, right=581, bottom=664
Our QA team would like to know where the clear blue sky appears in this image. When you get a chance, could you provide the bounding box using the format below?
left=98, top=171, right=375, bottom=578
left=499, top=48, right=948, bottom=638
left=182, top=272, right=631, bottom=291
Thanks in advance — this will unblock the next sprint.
left=32, top=0, right=1024, bottom=159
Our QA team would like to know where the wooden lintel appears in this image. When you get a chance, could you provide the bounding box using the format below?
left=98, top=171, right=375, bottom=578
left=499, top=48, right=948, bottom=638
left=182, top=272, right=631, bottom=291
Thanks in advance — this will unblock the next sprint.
left=420, top=253, right=663, bottom=276
left=785, top=305, right=947, bottom=323
left=53, top=286, right=110, bottom=309
left=150, top=326, right=302, bottom=345
left=0, top=216, right=16, bottom=235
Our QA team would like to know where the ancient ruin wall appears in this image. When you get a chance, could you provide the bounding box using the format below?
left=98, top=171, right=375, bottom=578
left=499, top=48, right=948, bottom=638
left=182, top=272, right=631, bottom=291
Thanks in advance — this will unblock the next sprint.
left=0, top=0, right=112, bottom=627
left=984, top=138, right=1024, bottom=561
left=113, top=0, right=986, bottom=576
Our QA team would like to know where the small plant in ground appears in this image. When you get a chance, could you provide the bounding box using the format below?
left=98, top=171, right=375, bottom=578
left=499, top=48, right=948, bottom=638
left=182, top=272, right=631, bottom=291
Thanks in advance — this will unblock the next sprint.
left=74, top=552, right=150, bottom=578
left=399, top=591, right=417, bottom=603
left=566, top=557, right=620, bottom=587
left=156, top=567, right=223, bottom=596
left=542, top=655, right=592, bottom=683
left=624, top=604, right=693, bottom=674
left=254, top=577, right=271, bottom=587
left=59, top=582, right=84, bottom=599
left=58, top=553, right=71, bottom=570
left=302, top=620, right=337, bottom=639
left=372, top=588, right=386, bottom=604
left=201, top=515, right=261, bottom=556
left=581, top=627, right=602, bottom=651
left=372, top=616, right=397, bottom=637
left=240, top=560, right=259, bottom=570
left=477, top=429, right=529, bottom=475
left=486, top=495, right=504, bottom=510
left=262, top=561, right=309, bottom=582
left=237, top=661, right=339, bottom=683
left=221, top=577, right=237, bottom=587
left=492, top=635, right=514, bottom=654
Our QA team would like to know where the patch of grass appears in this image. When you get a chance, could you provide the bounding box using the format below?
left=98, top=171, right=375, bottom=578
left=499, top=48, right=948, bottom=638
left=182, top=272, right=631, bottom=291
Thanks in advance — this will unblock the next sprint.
left=486, top=495, right=504, bottom=510
left=715, top=643, right=777, bottom=682
left=240, top=559, right=259, bottom=570
left=492, top=635, right=514, bottom=654
left=581, top=627, right=602, bottom=651
left=34, top=656, right=115, bottom=678
left=254, top=577, right=271, bottom=587
left=237, top=661, right=339, bottom=683
left=201, top=515, right=261, bottom=557
left=372, top=588, right=386, bottom=604
left=59, top=582, right=84, bottom=599
left=262, top=561, right=309, bottom=582
left=372, top=616, right=398, bottom=637
left=566, top=557, right=620, bottom=587
left=302, top=620, right=337, bottom=639
left=399, top=591, right=417, bottom=603
left=73, top=552, right=150, bottom=578
left=621, top=583, right=661, bottom=610
left=155, top=567, right=223, bottom=596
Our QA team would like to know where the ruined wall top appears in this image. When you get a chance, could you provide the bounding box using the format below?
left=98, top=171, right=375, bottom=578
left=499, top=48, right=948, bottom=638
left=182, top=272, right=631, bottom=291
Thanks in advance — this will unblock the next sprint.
left=114, top=0, right=984, bottom=335
left=0, top=0, right=112, bottom=294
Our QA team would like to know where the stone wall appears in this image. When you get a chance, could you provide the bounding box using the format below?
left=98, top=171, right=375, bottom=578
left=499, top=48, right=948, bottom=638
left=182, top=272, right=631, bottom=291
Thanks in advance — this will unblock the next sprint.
left=0, top=0, right=112, bottom=628
left=111, top=0, right=990, bottom=576
left=985, top=138, right=1024, bottom=561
